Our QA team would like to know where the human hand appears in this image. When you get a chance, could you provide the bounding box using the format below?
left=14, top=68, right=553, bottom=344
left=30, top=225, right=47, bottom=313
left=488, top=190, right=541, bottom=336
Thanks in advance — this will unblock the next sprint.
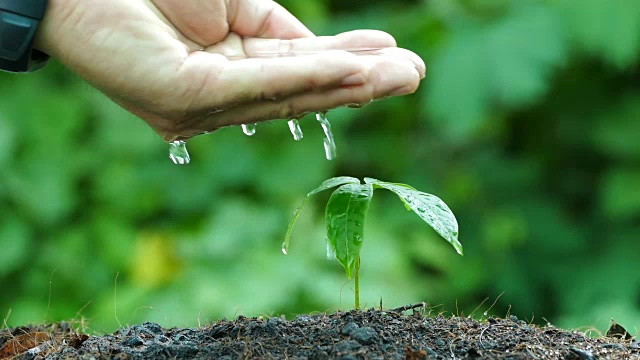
left=34, top=0, right=426, bottom=141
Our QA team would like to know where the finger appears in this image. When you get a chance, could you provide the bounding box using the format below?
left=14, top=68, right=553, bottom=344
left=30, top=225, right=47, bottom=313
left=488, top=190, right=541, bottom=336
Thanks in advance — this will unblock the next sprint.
left=229, top=0, right=315, bottom=39
left=242, top=30, right=397, bottom=57
left=241, top=31, right=425, bottom=78
left=182, top=50, right=371, bottom=109
left=374, top=47, right=426, bottom=79
left=151, top=0, right=230, bottom=46
left=186, top=55, right=421, bottom=134
left=151, top=0, right=313, bottom=47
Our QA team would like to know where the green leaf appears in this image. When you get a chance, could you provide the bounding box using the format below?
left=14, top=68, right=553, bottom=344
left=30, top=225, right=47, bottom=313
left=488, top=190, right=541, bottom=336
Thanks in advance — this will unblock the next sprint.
left=600, top=168, right=640, bottom=220
left=283, top=176, right=360, bottom=254
left=365, top=178, right=462, bottom=255
left=592, top=96, right=640, bottom=159
left=0, top=215, right=32, bottom=276
left=425, top=3, right=567, bottom=138
left=325, top=183, right=374, bottom=278
left=560, top=0, right=640, bottom=68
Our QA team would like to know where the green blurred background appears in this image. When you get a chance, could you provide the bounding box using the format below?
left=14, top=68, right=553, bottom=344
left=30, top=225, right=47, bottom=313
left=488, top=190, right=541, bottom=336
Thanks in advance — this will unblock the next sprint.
left=1, top=0, right=640, bottom=334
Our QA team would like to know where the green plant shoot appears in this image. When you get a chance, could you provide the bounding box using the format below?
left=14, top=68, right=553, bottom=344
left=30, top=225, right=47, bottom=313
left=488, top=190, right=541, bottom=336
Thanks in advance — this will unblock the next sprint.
left=283, top=177, right=462, bottom=309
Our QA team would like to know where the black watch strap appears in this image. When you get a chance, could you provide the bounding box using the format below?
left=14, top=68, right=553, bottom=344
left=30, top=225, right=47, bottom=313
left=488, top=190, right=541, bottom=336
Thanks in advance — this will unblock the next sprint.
left=0, top=0, right=49, bottom=73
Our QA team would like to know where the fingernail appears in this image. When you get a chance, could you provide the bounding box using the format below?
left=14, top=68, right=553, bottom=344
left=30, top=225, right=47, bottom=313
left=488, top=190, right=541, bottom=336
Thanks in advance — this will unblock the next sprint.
left=346, top=99, right=373, bottom=108
left=341, top=73, right=366, bottom=87
left=387, top=85, right=414, bottom=97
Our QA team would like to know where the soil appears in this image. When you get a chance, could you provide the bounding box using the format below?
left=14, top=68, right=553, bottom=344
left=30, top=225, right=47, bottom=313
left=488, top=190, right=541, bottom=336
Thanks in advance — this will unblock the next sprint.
left=1, top=306, right=639, bottom=359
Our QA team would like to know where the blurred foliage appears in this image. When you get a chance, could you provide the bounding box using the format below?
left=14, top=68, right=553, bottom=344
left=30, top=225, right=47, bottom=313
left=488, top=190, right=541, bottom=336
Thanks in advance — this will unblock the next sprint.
left=1, top=0, right=640, bottom=334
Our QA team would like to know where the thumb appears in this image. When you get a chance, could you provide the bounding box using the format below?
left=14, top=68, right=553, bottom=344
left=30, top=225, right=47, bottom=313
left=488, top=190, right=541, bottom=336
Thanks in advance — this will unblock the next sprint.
left=151, top=0, right=314, bottom=47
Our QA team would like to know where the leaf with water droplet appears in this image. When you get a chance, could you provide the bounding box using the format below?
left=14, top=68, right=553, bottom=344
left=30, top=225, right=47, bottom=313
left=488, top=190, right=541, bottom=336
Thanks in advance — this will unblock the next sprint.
left=283, top=176, right=361, bottom=254
left=326, top=240, right=336, bottom=260
left=325, top=183, right=374, bottom=278
left=364, top=177, right=462, bottom=255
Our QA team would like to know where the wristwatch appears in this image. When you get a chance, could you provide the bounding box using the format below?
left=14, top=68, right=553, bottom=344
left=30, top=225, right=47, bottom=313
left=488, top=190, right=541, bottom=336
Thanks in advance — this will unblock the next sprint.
left=0, top=0, right=49, bottom=73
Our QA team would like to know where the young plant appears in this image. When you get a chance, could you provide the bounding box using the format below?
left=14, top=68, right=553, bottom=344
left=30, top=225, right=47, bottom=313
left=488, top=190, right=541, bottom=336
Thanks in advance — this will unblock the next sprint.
left=282, top=177, right=462, bottom=309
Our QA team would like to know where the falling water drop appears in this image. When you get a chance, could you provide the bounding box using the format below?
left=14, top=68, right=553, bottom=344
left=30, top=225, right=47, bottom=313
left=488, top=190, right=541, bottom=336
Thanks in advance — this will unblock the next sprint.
left=316, top=112, right=337, bottom=160
left=168, top=140, right=190, bottom=165
left=287, top=119, right=304, bottom=141
left=326, top=240, right=337, bottom=260
left=241, top=123, right=257, bottom=136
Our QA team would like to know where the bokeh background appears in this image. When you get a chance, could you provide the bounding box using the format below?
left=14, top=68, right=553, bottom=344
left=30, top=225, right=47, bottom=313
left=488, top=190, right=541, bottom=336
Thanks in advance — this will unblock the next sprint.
left=1, top=0, right=640, bottom=335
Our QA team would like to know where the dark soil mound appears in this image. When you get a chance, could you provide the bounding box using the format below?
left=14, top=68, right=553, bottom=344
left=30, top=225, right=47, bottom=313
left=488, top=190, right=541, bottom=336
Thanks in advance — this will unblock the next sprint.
left=1, top=307, right=638, bottom=359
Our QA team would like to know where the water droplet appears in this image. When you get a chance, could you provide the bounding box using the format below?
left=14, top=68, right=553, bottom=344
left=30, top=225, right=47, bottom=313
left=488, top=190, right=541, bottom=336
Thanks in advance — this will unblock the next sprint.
left=326, top=241, right=336, bottom=260
left=281, top=247, right=287, bottom=255
left=316, top=112, right=337, bottom=160
left=242, top=123, right=257, bottom=136
left=483, top=311, right=488, bottom=316
left=287, top=119, right=304, bottom=141
left=168, top=140, right=190, bottom=165
left=322, top=140, right=334, bottom=160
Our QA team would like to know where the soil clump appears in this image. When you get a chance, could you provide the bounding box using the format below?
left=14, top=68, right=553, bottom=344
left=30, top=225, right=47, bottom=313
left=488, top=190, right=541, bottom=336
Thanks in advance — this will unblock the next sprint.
left=1, top=308, right=638, bottom=359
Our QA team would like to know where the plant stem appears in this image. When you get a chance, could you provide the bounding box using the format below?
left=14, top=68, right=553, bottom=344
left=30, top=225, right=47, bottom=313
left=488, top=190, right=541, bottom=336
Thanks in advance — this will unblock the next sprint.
left=354, top=256, right=360, bottom=310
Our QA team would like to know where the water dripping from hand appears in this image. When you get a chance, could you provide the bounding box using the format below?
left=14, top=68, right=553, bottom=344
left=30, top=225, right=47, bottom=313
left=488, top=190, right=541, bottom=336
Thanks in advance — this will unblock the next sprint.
left=241, top=123, right=257, bottom=136
left=287, top=118, right=304, bottom=141
left=168, top=140, right=190, bottom=165
left=316, top=112, right=337, bottom=160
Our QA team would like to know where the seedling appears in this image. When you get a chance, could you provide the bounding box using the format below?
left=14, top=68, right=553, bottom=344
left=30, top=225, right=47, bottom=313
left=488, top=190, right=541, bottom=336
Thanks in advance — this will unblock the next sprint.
left=283, top=177, right=462, bottom=309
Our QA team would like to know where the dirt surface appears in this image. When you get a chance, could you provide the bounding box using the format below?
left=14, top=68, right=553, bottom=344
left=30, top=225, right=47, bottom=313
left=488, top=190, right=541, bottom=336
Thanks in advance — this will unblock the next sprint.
left=2, top=307, right=639, bottom=359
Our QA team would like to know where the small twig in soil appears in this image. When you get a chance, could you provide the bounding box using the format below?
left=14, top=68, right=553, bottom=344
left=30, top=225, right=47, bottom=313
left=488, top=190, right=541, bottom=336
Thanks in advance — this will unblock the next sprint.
left=389, top=303, right=426, bottom=313
left=449, top=335, right=460, bottom=359
left=2, top=309, right=11, bottom=331
left=339, top=279, right=351, bottom=308
left=469, top=297, right=489, bottom=319
left=73, top=301, right=92, bottom=321
left=42, top=268, right=59, bottom=324
left=114, top=272, right=122, bottom=328
left=484, top=291, right=504, bottom=317
left=354, top=256, right=361, bottom=310
left=524, top=347, right=541, bottom=360
left=479, top=324, right=491, bottom=349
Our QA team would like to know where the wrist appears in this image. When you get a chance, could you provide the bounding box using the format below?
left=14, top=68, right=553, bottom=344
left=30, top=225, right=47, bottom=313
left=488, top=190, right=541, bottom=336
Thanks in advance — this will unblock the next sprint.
left=32, top=0, right=60, bottom=55
left=33, top=0, right=83, bottom=61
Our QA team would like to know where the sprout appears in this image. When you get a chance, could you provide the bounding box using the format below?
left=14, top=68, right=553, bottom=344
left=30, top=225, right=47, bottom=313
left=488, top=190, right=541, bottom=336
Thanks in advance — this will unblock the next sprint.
left=283, top=177, right=462, bottom=309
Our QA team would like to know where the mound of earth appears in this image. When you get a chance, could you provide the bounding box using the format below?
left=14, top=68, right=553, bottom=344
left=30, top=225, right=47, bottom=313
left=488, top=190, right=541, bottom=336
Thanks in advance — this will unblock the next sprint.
left=1, top=306, right=638, bottom=359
